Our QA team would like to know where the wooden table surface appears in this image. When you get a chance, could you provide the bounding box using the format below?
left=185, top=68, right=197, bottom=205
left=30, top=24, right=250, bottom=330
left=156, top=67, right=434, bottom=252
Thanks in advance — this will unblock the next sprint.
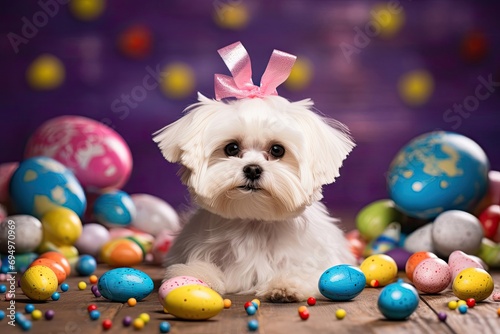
left=2, top=264, right=500, bottom=334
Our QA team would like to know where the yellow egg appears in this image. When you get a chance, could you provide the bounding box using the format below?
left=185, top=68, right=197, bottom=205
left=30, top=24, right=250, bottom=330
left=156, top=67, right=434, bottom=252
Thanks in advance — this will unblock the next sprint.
left=398, top=70, right=434, bottom=107
left=70, top=0, right=105, bottom=21
left=452, top=268, right=494, bottom=301
left=160, top=63, right=195, bottom=99
left=26, top=54, right=65, bottom=90
left=359, top=254, right=398, bottom=287
left=41, top=207, right=82, bottom=246
left=164, top=285, right=224, bottom=320
left=213, top=2, right=249, bottom=30
left=21, top=265, right=58, bottom=300
left=284, top=57, right=314, bottom=91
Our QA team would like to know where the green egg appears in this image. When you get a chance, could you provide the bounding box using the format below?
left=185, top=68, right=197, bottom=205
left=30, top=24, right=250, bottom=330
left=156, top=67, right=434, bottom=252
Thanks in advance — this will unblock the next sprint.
left=356, top=199, right=404, bottom=241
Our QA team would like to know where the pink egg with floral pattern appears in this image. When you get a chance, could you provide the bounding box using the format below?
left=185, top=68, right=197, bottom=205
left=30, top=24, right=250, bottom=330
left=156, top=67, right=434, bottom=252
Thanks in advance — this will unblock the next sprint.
left=158, top=276, right=208, bottom=307
left=413, top=258, right=451, bottom=294
left=25, top=116, right=132, bottom=191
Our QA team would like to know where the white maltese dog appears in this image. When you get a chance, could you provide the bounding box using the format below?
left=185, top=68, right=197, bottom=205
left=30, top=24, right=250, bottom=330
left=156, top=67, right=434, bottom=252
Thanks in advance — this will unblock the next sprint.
left=153, top=42, right=355, bottom=302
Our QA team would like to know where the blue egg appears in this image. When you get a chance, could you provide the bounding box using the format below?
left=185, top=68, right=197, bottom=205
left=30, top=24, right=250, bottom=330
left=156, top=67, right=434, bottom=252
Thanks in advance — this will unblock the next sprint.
left=93, top=190, right=136, bottom=227
left=387, top=131, right=489, bottom=219
left=98, top=268, right=153, bottom=302
left=76, top=255, right=97, bottom=276
left=9, top=156, right=86, bottom=218
left=318, top=264, right=366, bottom=301
left=377, top=279, right=419, bottom=320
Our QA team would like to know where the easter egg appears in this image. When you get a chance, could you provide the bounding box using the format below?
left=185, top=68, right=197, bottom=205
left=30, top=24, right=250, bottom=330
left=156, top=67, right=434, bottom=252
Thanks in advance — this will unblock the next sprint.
left=405, top=251, right=438, bottom=282
left=360, top=254, right=398, bottom=287
left=356, top=199, right=404, bottom=241
left=368, top=222, right=401, bottom=255
left=0, top=215, right=43, bottom=253
left=0, top=162, right=18, bottom=204
left=448, top=250, right=484, bottom=281
left=432, top=210, right=484, bottom=257
left=478, top=205, right=500, bottom=241
left=74, top=223, right=110, bottom=257
left=412, top=258, right=451, bottom=294
left=38, top=251, right=72, bottom=276
left=99, top=238, right=143, bottom=267
left=21, top=265, right=59, bottom=300
left=452, top=268, right=494, bottom=301
left=378, top=279, right=419, bottom=320
left=25, top=116, right=132, bottom=191
left=164, top=285, right=224, bottom=320
left=9, top=156, right=86, bottom=218
left=387, top=131, right=489, bottom=220
left=158, top=276, right=208, bottom=307
left=76, top=255, right=97, bottom=276
left=41, top=207, right=82, bottom=246
left=477, top=238, right=500, bottom=268
left=384, top=248, right=412, bottom=271
left=93, top=190, right=136, bottom=227
left=318, top=265, right=366, bottom=301
left=404, top=223, right=435, bottom=253
left=26, top=54, right=65, bottom=90
left=130, top=194, right=180, bottom=236
left=29, top=258, right=67, bottom=285
left=98, top=268, right=154, bottom=302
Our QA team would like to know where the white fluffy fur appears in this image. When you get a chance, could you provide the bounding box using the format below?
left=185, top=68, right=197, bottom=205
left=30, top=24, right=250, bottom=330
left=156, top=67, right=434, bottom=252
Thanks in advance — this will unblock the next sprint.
left=153, top=93, right=356, bottom=302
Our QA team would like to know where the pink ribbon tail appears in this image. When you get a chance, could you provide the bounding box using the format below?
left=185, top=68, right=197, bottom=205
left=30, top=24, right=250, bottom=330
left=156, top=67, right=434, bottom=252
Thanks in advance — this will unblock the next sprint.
left=214, top=41, right=297, bottom=100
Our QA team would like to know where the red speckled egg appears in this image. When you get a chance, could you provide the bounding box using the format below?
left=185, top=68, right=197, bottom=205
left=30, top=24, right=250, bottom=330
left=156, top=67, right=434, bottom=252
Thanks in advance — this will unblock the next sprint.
left=412, top=258, right=451, bottom=294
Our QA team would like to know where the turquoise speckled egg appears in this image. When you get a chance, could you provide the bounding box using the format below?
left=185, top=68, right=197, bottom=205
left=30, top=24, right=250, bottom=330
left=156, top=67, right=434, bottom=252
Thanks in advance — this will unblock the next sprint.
left=93, top=190, right=136, bottom=227
left=98, top=267, right=153, bottom=302
left=318, top=264, right=366, bottom=301
left=378, top=279, right=419, bottom=320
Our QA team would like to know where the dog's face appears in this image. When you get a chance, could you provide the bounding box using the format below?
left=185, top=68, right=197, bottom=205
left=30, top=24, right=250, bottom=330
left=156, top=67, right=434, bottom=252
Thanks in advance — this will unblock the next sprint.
left=154, top=94, right=354, bottom=221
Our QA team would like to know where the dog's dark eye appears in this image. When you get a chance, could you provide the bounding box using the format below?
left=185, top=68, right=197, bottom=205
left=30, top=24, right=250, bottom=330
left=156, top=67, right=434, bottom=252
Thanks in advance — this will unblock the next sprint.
left=224, top=142, right=240, bottom=156
left=270, top=144, right=285, bottom=158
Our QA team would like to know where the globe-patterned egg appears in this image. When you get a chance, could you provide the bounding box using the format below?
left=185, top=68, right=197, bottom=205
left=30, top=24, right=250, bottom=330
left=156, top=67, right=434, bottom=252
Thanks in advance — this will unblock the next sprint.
left=9, top=157, right=86, bottom=218
left=387, top=131, right=489, bottom=219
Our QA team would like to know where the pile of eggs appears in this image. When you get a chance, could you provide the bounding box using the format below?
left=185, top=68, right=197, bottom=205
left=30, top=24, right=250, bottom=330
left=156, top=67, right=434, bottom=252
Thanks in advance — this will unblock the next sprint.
left=0, top=116, right=180, bottom=278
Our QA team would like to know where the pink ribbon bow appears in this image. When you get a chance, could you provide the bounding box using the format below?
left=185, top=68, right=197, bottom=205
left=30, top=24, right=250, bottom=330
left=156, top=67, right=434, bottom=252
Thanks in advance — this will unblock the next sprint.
left=214, top=41, right=297, bottom=100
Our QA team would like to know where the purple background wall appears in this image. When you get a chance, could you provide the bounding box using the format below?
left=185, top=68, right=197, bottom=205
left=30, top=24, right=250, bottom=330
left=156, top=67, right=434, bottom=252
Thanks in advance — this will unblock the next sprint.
left=1, top=0, right=499, bottom=224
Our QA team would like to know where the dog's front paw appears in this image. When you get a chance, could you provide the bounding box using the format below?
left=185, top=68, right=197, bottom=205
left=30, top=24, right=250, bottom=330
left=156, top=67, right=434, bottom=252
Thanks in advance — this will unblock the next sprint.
left=257, top=277, right=306, bottom=303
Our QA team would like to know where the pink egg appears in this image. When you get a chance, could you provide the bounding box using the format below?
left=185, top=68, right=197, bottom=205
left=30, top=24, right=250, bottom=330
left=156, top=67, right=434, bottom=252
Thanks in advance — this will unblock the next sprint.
left=25, top=116, right=132, bottom=191
left=158, top=276, right=208, bottom=307
left=448, top=250, right=484, bottom=281
left=0, top=162, right=18, bottom=204
left=74, top=223, right=110, bottom=257
left=413, top=258, right=451, bottom=294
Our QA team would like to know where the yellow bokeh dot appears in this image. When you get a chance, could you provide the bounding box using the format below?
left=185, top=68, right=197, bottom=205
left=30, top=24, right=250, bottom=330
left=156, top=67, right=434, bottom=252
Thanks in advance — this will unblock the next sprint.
left=26, top=54, right=65, bottom=90
left=161, top=62, right=195, bottom=99
left=284, top=57, right=313, bottom=91
left=213, top=2, right=249, bottom=30
left=70, top=0, right=106, bottom=21
left=398, top=69, right=434, bottom=107
left=371, top=2, right=405, bottom=39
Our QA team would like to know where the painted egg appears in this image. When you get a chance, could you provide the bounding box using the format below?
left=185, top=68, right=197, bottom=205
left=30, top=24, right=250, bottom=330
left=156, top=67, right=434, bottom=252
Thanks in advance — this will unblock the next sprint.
left=360, top=254, right=398, bottom=287
left=99, top=238, right=143, bottom=267
left=124, top=234, right=154, bottom=255
left=98, top=268, right=154, bottom=302
left=29, top=258, right=67, bottom=285
left=405, top=251, right=438, bottom=282
left=448, top=250, right=484, bottom=281
left=25, top=115, right=132, bottom=191
left=478, top=205, right=500, bottom=241
left=0, top=162, right=18, bottom=204
left=130, top=194, right=180, bottom=236
left=378, top=279, right=419, bottom=320
left=404, top=223, right=435, bottom=253
left=93, top=190, right=136, bottom=227
left=0, top=215, right=43, bottom=253
left=355, top=199, right=404, bottom=241
left=76, top=254, right=97, bottom=276
left=21, top=265, right=59, bottom=300
left=151, top=230, right=175, bottom=265
left=1, top=252, right=38, bottom=273
left=74, top=223, right=110, bottom=257
left=158, top=276, right=208, bottom=307
left=432, top=210, right=484, bottom=257
left=9, top=156, right=86, bottom=218
left=38, top=251, right=72, bottom=276
left=318, top=264, right=366, bottom=301
left=164, top=285, right=224, bottom=320
left=41, top=207, right=82, bottom=246
left=452, top=268, right=494, bottom=301
left=385, top=248, right=413, bottom=271
left=477, top=238, right=500, bottom=268
left=368, top=222, right=401, bottom=255
left=412, top=258, right=451, bottom=293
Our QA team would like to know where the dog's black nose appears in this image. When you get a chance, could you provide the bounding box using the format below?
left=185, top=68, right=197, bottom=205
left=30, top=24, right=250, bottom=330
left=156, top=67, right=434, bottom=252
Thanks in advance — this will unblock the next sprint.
left=243, top=164, right=262, bottom=180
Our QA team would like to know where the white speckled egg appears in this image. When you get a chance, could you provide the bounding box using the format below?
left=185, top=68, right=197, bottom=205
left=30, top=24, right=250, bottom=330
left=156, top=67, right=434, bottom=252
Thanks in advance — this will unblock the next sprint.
left=412, top=258, right=451, bottom=294
left=432, top=210, right=484, bottom=257
left=158, top=276, right=208, bottom=307
left=448, top=250, right=484, bottom=281
left=404, top=223, right=435, bottom=253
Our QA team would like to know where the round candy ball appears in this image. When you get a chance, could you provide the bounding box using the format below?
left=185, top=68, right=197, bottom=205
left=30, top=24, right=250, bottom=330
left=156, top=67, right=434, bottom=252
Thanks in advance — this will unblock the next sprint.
left=378, top=279, right=419, bottom=320
left=318, top=264, right=366, bottom=301
left=74, top=223, right=110, bottom=257
left=25, top=115, right=132, bottom=191
left=360, top=254, right=398, bottom=287
left=9, top=156, right=86, bottom=218
left=93, top=190, right=136, bottom=227
left=21, top=265, right=58, bottom=300
left=0, top=215, right=43, bottom=253
left=76, top=255, right=97, bottom=276
left=387, top=131, right=489, bottom=219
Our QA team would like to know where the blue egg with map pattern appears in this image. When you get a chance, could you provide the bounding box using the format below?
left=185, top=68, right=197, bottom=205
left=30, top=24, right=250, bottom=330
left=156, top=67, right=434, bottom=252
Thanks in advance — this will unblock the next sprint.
left=387, top=131, right=489, bottom=219
left=9, top=157, right=86, bottom=218
left=93, top=190, right=136, bottom=227
left=318, top=264, right=366, bottom=301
